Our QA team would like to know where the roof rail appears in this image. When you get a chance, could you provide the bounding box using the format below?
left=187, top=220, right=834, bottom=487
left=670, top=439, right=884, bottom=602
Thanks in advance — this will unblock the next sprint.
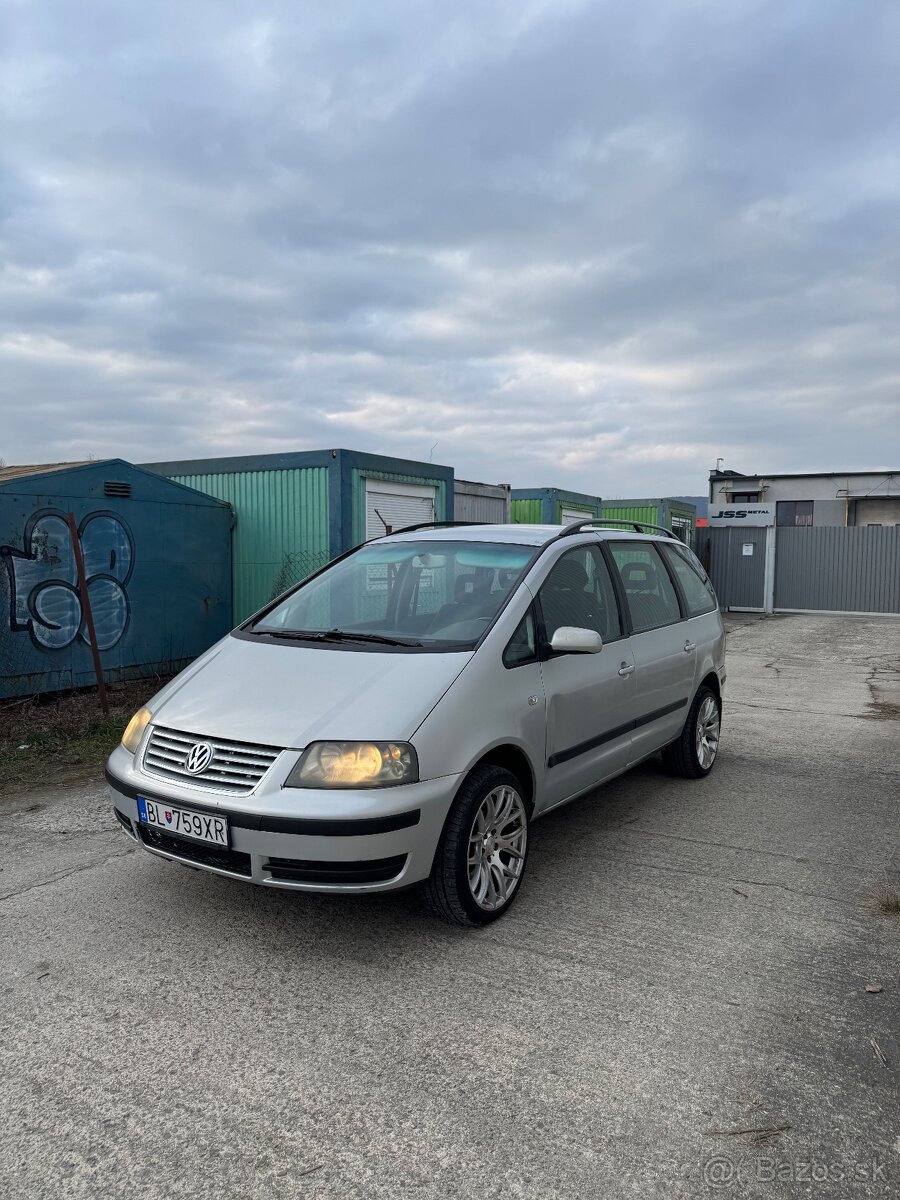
left=554, top=517, right=679, bottom=541
left=391, top=520, right=484, bottom=534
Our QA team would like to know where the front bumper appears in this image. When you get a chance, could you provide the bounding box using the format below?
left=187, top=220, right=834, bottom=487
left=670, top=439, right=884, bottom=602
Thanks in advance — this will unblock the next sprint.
left=106, top=745, right=461, bottom=893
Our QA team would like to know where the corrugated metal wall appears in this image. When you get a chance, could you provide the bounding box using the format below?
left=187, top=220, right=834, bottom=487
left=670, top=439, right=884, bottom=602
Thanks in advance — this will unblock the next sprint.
left=510, top=498, right=544, bottom=524
left=170, top=468, right=329, bottom=620
left=599, top=503, right=657, bottom=525
left=599, top=499, right=696, bottom=539
left=453, top=480, right=510, bottom=523
left=775, top=526, right=900, bottom=613
left=706, top=527, right=767, bottom=610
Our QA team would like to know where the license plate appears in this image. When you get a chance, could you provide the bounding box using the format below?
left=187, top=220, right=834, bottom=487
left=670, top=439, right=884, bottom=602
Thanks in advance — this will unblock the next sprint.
left=137, top=797, right=229, bottom=847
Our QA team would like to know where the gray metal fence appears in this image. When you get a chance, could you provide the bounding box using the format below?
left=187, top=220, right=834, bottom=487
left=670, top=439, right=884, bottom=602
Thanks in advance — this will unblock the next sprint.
left=774, top=526, right=900, bottom=614
left=705, top=526, right=768, bottom=611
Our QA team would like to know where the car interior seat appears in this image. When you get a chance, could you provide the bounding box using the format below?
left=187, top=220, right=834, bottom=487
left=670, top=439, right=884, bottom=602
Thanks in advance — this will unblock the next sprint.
left=620, top=561, right=656, bottom=591
left=619, top=560, right=667, bottom=628
left=427, top=571, right=491, bottom=633
left=541, top=558, right=598, bottom=639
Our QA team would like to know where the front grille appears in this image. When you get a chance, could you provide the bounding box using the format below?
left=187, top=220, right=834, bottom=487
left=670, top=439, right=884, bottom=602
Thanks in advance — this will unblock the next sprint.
left=142, top=726, right=281, bottom=795
left=138, top=824, right=252, bottom=876
left=264, top=855, right=407, bottom=885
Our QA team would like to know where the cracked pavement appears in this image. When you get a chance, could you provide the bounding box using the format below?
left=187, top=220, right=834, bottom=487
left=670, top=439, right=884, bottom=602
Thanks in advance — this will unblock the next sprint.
left=1, top=613, right=899, bottom=1198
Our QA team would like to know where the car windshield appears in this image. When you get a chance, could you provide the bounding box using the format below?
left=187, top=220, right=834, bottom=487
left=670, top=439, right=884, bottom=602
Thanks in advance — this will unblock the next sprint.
left=253, top=539, right=535, bottom=650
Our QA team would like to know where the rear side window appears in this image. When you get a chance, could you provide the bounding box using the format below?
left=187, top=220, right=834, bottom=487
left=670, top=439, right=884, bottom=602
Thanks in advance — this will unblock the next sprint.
left=607, top=543, right=682, bottom=632
left=660, top=543, right=718, bottom=617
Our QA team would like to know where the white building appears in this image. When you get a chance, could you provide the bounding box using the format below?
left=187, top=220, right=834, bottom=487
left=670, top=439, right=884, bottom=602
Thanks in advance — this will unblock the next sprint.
left=708, top=468, right=900, bottom=527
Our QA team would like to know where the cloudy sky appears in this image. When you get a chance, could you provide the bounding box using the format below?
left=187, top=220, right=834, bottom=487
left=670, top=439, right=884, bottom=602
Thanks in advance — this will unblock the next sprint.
left=2, top=0, right=899, bottom=496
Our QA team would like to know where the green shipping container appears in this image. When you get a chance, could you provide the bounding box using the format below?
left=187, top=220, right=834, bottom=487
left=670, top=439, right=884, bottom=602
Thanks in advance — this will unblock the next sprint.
left=510, top=488, right=602, bottom=526
left=598, top=498, right=696, bottom=545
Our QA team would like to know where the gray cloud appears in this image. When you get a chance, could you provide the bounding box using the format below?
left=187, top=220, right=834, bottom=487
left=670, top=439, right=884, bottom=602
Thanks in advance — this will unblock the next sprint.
left=2, top=0, right=899, bottom=494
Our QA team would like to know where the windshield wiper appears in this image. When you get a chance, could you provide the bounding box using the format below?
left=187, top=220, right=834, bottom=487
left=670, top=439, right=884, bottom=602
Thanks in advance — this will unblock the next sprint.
left=258, top=629, right=329, bottom=641
left=256, top=627, right=422, bottom=648
left=319, top=629, right=423, bottom=647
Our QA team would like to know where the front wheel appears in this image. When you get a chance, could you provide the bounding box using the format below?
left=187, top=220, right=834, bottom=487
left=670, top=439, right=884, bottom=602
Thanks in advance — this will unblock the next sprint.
left=423, top=765, right=529, bottom=926
left=662, top=685, right=721, bottom=778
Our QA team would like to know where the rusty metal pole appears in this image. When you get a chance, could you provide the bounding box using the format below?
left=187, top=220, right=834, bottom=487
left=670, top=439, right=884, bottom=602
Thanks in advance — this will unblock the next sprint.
left=66, top=512, right=109, bottom=714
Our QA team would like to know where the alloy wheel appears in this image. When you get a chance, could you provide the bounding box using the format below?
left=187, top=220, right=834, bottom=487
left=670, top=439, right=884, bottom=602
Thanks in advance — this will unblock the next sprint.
left=695, top=695, right=720, bottom=769
left=467, top=784, right=528, bottom=912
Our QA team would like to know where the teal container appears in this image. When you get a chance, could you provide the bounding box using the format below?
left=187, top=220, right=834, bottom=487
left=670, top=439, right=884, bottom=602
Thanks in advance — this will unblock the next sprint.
left=146, top=449, right=454, bottom=621
left=162, top=464, right=330, bottom=623
left=0, top=460, right=232, bottom=699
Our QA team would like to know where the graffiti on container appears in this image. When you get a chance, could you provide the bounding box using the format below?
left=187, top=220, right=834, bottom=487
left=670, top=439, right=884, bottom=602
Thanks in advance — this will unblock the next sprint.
left=1, top=510, right=134, bottom=650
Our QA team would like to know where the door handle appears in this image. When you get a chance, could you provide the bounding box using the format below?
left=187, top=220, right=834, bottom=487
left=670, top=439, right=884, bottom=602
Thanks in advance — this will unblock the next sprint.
left=683, top=640, right=696, bottom=652
left=618, top=662, right=635, bottom=677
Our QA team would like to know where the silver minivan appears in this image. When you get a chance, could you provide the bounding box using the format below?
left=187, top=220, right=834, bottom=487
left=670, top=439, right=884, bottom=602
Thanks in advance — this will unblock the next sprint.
left=107, top=520, right=725, bottom=925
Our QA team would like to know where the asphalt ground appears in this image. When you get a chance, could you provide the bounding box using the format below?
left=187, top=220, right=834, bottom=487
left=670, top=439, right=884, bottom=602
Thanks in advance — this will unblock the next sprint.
left=1, top=613, right=898, bottom=1199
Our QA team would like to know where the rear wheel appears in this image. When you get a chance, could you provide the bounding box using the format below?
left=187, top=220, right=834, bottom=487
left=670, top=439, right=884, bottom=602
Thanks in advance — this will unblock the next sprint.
left=423, top=765, right=529, bottom=926
left=662, top=685, right=721, bottom=778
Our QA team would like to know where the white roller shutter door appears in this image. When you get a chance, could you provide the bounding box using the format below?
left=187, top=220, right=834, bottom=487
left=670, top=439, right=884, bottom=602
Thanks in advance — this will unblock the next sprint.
left=560, top=507, right=592, bottom=525
left=855, top=497, right=900, bottom=526
left=365, top=479, right=436, bottom=539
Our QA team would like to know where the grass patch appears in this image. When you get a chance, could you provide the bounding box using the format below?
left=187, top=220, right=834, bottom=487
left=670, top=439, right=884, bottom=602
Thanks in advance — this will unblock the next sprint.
left=871, top=869, right=900, bottom=917
left=0, top=720, right=127, bottom=790
left=0, top=677, right=173, bottom=796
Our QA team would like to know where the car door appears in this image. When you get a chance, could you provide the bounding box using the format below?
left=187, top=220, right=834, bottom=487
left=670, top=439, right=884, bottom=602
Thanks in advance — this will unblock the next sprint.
left=536, top=544, right=636, bottom=809
left=658, top=540, right=724, bottom=687
left=604, top=540, right=695, bottom=764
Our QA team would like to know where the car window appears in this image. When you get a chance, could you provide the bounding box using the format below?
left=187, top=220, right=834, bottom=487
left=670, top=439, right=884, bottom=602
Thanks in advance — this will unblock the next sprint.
left=607, top=542, right=682, bottom=632
left=254, top=539, right=533, bottom=651
left=538, top=546, right=623, bottom=642
left=503, top=608, right=537, bottom=668
left=660, top=543, right=718, bottom=617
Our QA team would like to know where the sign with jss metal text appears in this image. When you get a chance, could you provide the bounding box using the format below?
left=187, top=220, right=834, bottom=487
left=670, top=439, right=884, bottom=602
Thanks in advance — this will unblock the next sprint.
left=708, top=504, right=776, bottom=527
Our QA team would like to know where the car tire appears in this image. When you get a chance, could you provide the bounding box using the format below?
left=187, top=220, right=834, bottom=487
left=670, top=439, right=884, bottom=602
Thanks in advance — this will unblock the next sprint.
left=662, top=684, right=721, bottom=778
left=423, top=765, right=530, bottom=926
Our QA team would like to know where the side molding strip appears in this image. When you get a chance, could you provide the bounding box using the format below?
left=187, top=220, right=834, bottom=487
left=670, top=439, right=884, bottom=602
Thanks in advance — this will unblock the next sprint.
left=547, top=698, right=688, bottom=768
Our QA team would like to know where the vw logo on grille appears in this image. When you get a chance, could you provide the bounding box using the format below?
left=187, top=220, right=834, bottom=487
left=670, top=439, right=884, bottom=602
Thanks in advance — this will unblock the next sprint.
left=184, top=742, right=214, bottom=775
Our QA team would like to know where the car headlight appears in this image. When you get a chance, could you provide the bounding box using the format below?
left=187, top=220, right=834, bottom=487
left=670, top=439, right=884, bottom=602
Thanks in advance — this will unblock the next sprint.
left=121, top=707, right=152, bottom=754
left=285, top=741, right=418, bottom=789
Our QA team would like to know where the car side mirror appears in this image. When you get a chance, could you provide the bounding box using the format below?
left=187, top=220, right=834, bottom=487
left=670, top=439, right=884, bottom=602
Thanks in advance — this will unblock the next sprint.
left=549, top=626, right=603, bottom=654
